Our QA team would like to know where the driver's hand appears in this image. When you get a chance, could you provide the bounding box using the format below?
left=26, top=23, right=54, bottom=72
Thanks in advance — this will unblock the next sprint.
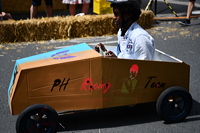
left=95, top=43, right=107, bottom=53
left=104, top=51, right=117, bottom=58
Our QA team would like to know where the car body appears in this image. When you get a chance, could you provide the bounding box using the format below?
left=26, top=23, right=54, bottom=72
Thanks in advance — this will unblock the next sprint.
left=8, top=43, right=192, bottom=132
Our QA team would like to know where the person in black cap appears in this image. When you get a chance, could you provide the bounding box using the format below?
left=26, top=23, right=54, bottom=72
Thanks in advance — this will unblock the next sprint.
left=95, top=0, right=155, bottom=60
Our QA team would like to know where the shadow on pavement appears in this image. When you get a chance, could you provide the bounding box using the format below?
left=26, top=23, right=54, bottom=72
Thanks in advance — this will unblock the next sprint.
left=189, top=99, right=200, bottom=117
left=57, top=102, right=159, bottom=132
left=57, top=99, right=200, bottom=132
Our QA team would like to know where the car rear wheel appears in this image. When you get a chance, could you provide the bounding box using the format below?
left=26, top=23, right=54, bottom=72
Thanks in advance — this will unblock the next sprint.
left=156, top=86, right=192, bottom=123
left=16, top=104, right=58, bottom=133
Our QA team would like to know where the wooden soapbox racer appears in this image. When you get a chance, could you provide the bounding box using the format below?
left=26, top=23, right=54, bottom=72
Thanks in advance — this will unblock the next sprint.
left=8, top=43, right=192, bottom=133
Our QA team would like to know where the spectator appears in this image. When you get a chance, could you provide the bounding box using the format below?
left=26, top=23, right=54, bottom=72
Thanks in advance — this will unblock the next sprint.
left=62, top=0, right=90, bottom=16
left=179, top=0, right=196, bottom=26
left=0, top=0, right=13, bottom=21
left=30, top=0, right=53, bottom=19
left=95, top=0, right=155, bottom=60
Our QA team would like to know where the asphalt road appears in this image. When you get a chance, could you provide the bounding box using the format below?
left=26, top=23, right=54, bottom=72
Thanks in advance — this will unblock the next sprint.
left=1, top=19, right=200, bottom=133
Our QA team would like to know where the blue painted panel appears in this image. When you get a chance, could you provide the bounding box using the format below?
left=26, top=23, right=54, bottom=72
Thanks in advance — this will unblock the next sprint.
left=8, top=43, right=91, bottom=105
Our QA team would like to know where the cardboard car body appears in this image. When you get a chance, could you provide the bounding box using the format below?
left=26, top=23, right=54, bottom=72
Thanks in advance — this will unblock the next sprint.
left=8, top=43, right=190, bottom=115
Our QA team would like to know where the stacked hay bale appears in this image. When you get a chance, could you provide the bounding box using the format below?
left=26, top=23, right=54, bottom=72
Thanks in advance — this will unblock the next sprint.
left=137, top=10, right=155, bottom=29
left=0, top=10, right=154, bottom=44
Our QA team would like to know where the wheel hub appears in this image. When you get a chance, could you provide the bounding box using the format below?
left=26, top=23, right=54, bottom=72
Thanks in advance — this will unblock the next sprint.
left=174, top=104, right=178, bottom=108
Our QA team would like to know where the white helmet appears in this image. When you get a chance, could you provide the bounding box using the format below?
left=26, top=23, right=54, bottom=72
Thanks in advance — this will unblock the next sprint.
left=106, top=0, right=142, bottom=36
left=106, top=0, right=142, bottom=9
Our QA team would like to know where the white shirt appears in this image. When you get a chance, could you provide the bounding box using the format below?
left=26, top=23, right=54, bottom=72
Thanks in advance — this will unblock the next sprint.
left=117, top=22, right=155, bottom=60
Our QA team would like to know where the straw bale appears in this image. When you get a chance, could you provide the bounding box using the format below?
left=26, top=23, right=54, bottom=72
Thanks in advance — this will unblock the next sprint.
left=0, top=10, right=154, bottom=44
left=137, top=10, right=155, bottom=29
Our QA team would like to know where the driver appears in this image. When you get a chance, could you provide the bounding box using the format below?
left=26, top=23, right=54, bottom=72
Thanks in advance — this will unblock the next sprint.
left=95, top=0, right=155, bottom=60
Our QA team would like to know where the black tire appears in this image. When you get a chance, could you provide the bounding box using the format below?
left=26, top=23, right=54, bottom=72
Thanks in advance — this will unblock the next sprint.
left=156, top=86, right=192, bottom=123
left=16, top=104, right=58, bottom=133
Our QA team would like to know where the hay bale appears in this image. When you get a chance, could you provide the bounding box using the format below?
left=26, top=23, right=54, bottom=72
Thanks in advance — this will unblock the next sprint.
left=137, top=10, right=155, bottom=29
left=0, top=10, right=154, bottom=44
left=68, top=14, right=117, bottom=37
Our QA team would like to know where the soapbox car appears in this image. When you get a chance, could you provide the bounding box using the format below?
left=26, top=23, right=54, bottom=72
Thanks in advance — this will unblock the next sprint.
left=8, top=43, right=192, bottom=133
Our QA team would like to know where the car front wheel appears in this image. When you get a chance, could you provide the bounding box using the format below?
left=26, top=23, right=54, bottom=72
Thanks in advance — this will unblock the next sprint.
left=16, top=104, right=58, bottom=133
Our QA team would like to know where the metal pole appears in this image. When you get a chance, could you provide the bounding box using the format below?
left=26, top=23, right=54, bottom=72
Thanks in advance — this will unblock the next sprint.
left=145, top=0, right=153, bottom=11
left=163, top=0, right=178, bottom=17
left=155, top=0, right=157, bottom=16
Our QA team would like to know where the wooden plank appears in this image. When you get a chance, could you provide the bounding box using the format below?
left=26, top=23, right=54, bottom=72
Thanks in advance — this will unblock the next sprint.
left=154, top=15, right=200, bottom=20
